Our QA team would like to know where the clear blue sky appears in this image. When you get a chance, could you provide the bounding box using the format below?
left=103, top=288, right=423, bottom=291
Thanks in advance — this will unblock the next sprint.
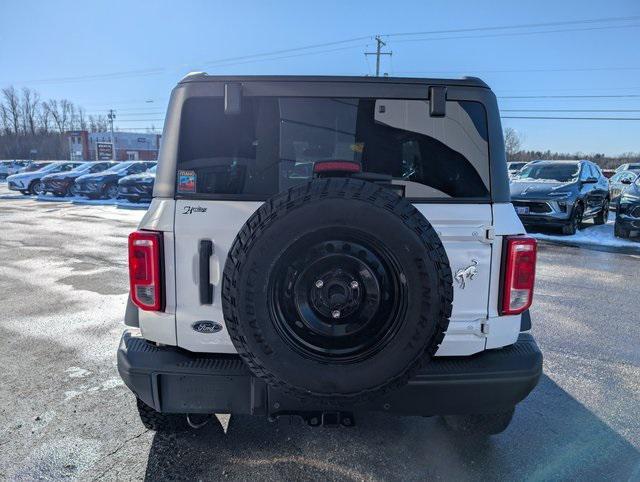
left=0, top=0, right=638, bottom=155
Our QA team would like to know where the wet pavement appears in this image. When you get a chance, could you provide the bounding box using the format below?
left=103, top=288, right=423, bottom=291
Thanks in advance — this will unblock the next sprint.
left=0, top=190, right=638, bottom=480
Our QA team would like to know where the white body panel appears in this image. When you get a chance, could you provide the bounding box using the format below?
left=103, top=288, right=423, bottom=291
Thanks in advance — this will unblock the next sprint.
left=137, top=199, right=178, bottom=345
left=135, top=199, right=527, bottom=356
left=174, top=200, right=262, bottom=353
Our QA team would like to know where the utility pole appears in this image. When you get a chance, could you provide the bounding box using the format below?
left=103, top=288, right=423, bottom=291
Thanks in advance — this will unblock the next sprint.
left=107, top=109, right=116, bottom=161
left=365, top=35, right=392, bottom=77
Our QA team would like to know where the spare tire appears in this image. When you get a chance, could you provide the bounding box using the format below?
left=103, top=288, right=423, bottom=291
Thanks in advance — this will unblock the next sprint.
left=222, top=178, right=453, bottom=404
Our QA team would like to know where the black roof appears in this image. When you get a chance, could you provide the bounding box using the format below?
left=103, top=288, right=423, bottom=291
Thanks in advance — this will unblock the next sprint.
left=178, top=73, right=489, bottom=89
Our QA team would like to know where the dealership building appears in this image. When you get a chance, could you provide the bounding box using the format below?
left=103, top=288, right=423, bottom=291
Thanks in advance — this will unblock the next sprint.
left=67, top=131, right=161, bottom=161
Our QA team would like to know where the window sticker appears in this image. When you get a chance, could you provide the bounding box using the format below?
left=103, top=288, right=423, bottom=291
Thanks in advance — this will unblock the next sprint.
left=178, top=170, right=196, bottom=193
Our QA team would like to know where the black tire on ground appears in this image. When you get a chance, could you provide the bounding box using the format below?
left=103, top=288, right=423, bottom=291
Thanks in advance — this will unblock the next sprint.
left=104, top=183, right=118, bottom=199
left=593, top=198, right=609, bottom=225
left=65, top=184, right=78, bottom=197
left=442, top=408, right=515, bottom=436
left=29, top=181, right=45, bottom=196
left=614, top=221, right=629, bottom=239
left=136, top=398, right=189, bottom=432
left=222, top=178, right=453, bottom=405
left=562, top=203, right=584, bottom=235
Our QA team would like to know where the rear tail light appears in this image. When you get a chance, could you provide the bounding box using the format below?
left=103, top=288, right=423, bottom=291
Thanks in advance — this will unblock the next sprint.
left=128, top=230, right=163, bottom=311
left=500, top=236, right=537, bottom=315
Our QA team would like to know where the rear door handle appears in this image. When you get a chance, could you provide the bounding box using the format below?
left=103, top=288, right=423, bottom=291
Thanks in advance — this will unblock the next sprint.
left=199, top=240, right=214, bottom=305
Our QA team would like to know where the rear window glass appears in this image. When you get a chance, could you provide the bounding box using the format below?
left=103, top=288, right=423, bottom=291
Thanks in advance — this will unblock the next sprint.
left=177, top=97, right=490, bottom=199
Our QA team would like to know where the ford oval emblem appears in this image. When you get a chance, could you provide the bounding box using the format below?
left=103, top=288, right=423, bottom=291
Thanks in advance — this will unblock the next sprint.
left=191, top=321, right=223, bottom=334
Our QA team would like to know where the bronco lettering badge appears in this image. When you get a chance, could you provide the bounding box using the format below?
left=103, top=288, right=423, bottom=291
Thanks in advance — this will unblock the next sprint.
left=191, top=321, right=223, bottom=334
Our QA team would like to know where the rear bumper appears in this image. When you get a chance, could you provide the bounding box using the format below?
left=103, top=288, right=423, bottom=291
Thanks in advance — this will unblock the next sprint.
left=117, top=331, right=542, bottom=417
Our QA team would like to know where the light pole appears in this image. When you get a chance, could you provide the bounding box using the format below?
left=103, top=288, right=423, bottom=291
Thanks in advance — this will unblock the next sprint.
left=107, top=109, right=116, bottom=161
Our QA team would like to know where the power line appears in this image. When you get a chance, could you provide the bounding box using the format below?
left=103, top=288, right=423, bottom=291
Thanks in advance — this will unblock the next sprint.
left=112, top=118, right=165, bottom=122
left=394, top=66, right=640, bottom=75
left=203, top=15, right=640, bottom=66
left=5, top=15, right=638, bottom=86
left=86, top=112, right=164, bottom=117
left=203, top=35, right=372, bottom=66
left=383, top=15, right=640, bottom=38
left=206, top=44, right=367, bottom=70
left=8, top=68, right=166, bottom=86
left=203, top=22, right=640, bottom=72
left=389, top=23, right=640, bottom=45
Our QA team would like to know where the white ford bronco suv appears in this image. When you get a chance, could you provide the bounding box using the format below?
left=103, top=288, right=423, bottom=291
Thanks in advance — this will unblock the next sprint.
left=118, top=74, right=542, bottom=435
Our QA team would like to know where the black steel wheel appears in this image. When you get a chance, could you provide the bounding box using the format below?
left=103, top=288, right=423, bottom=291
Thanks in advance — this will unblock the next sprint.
left=269, top=231, right=407, bottom=364
left=222, top=178, right=453, bottom=404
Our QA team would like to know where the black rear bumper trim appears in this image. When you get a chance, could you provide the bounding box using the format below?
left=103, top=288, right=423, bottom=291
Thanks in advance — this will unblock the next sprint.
left=117, top=331, right=542, bottom=416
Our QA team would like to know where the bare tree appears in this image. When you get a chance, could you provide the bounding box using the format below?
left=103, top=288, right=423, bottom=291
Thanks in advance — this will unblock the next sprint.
left=503, top=127, right=522, bottom=157
left=77, top=106, right=87, bottom=130
left=21, top=88, right=40, bottom=135
left=88, top=114, right=108, bottom=132
left=38, top=104, right=50, bottom=133
left=0, top=103, right=11, bottom=135
left=60, top=99, right=74, bottom=132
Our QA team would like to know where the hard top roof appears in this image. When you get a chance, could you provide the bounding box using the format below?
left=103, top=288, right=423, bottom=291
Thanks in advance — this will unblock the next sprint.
left=178, top=73, right=489, bottom=89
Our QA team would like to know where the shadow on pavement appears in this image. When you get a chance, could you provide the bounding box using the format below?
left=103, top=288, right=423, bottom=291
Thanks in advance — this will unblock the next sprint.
left=143, top=375, right=640, bottom=481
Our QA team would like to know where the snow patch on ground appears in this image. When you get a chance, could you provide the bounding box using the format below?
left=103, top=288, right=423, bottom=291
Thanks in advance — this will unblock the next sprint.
left=529, top=213, right=639, bottom=251
left=33, top=193, right=150, bottom=210
left=0, top=187, right=150, bottom=209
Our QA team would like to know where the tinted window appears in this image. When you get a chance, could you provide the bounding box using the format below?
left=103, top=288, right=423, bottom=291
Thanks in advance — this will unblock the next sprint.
left=70, top=163, right=95, bottom=173
left=611, top=172, right=626, bottom=182
left=24, top=162, right=50, bottom=172
left=128, top=163, right=147, bottom=174
left=177, top=97, right=490, bottom=199
left=104, top=161, right=135, bottom=172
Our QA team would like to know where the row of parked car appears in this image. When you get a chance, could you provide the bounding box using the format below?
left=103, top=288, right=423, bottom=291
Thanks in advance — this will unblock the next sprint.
left=507, top=160, right=640, bottom=240
left=1, top=160, right=156, bottom=203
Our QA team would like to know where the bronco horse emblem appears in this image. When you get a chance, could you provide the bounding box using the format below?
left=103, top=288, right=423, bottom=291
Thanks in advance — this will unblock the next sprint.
left=454, top=260, right=478, bottom=289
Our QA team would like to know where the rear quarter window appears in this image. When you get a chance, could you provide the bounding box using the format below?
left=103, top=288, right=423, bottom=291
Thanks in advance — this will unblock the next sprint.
left=176, top=96, right=490, bottom=201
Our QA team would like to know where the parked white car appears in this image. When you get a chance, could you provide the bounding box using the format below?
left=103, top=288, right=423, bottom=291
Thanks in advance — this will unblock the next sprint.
left=0, top=160, right=30, bottom=180
left=6, top=161, right=83, bottom=195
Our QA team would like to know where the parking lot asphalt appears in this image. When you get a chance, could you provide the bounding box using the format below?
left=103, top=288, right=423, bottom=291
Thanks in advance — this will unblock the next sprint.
left=1, top=191, right=639, bottom=481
